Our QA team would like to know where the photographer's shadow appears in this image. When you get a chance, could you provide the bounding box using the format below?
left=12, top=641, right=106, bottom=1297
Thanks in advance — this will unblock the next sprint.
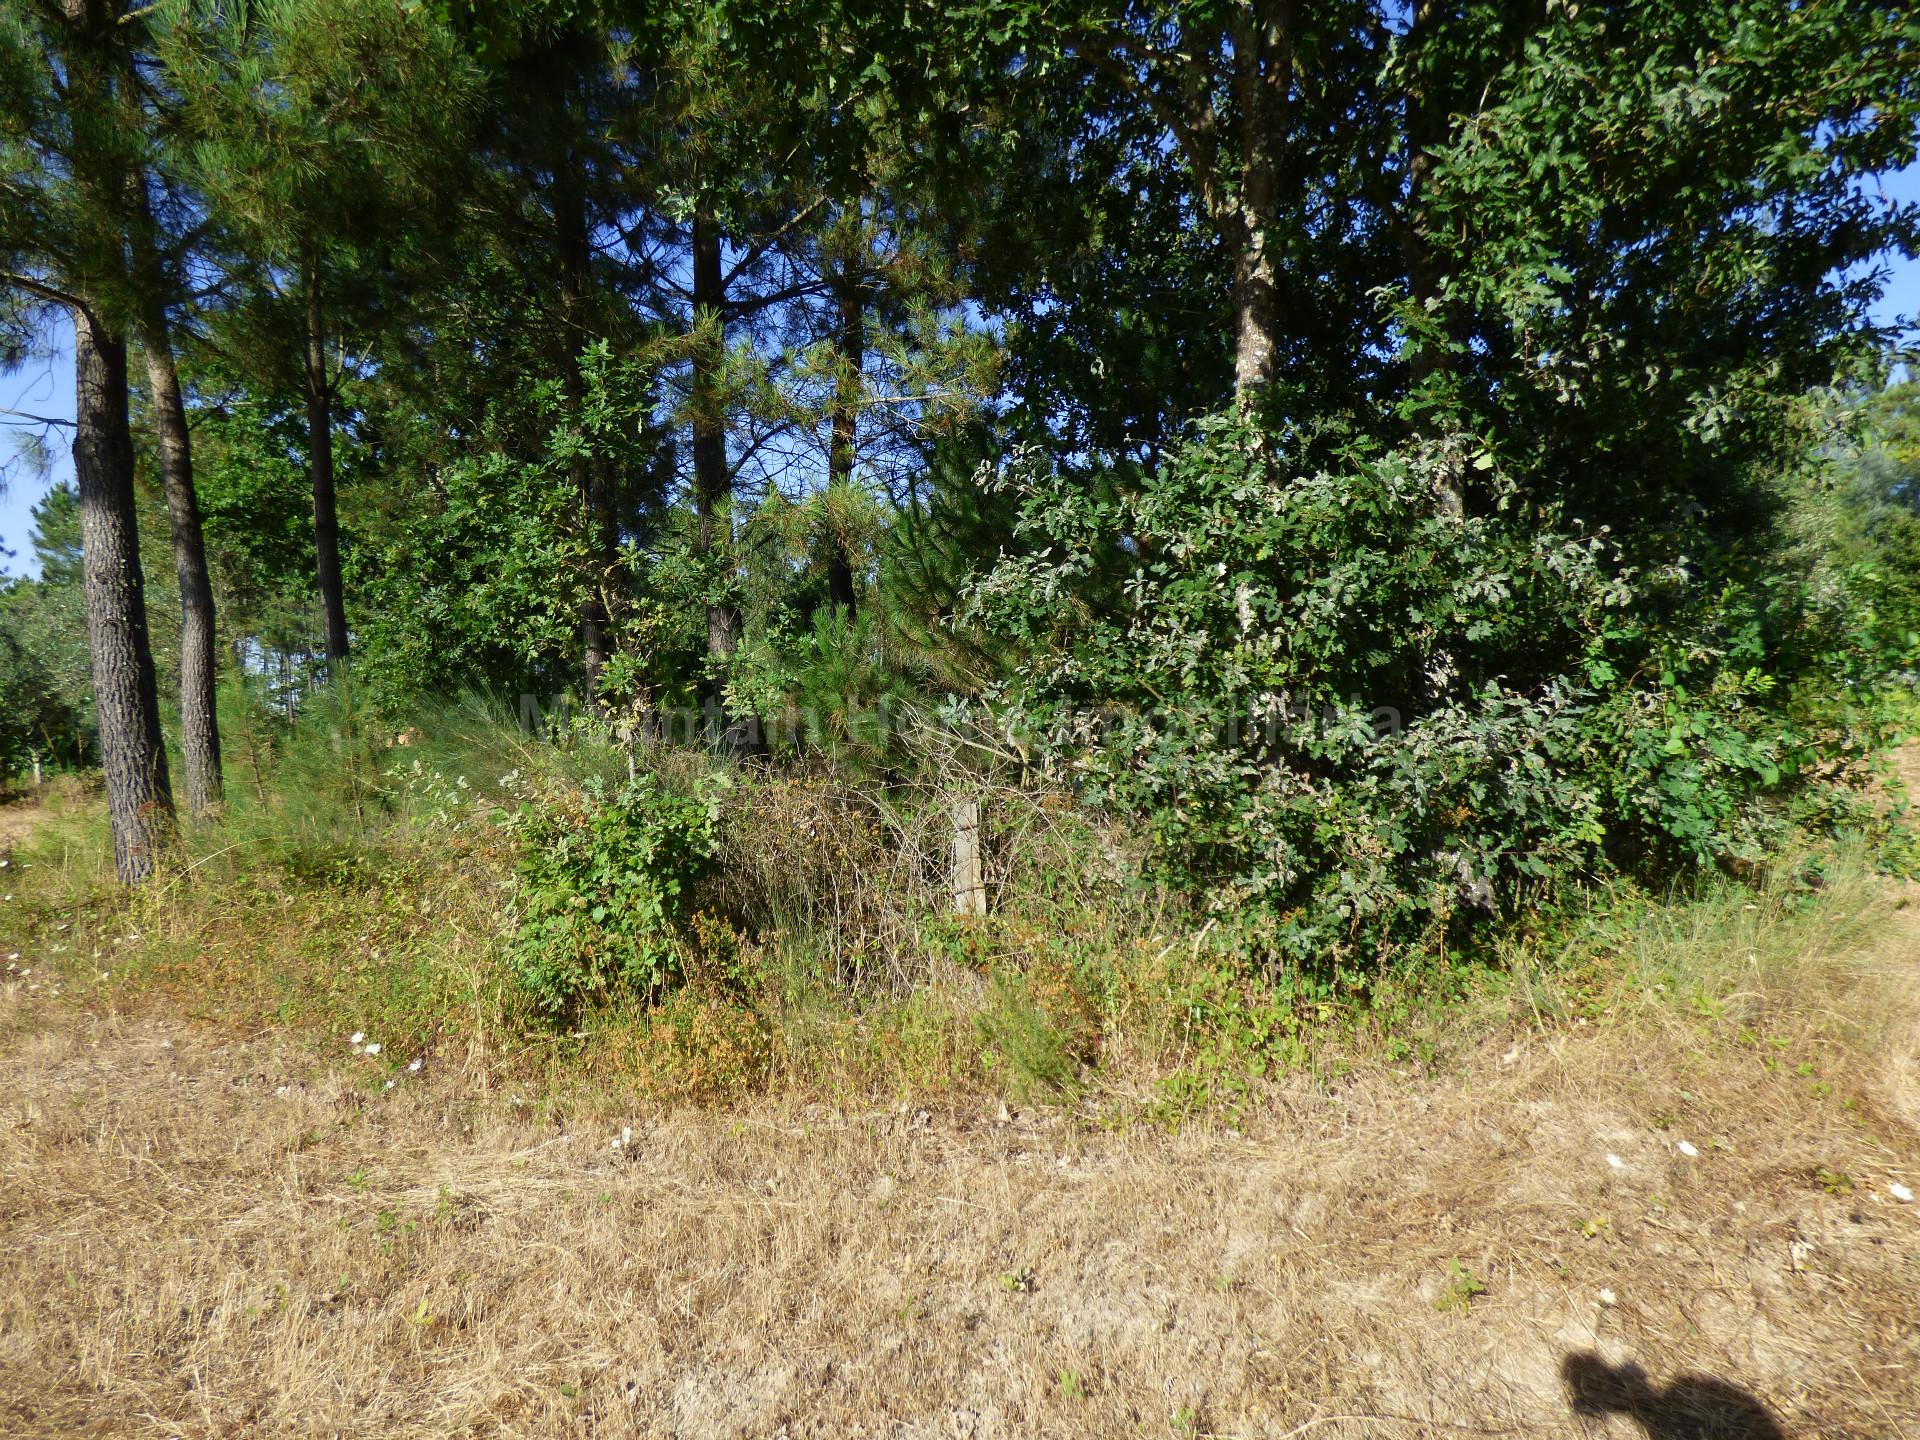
left=1563, top=1353, right=1784, bottom=1440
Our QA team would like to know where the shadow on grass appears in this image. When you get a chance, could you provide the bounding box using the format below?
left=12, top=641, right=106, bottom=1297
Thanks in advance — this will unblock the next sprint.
left=1563, top=1353, right=1783, bottom=1440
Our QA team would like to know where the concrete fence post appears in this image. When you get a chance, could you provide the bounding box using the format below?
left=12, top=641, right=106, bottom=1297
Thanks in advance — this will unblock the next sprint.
left=952, top=797, right=986, bottom=916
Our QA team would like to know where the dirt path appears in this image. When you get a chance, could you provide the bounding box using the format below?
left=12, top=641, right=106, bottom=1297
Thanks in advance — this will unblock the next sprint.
left=0, top=798, right=47, bottom=855
left=0, top=858, right=1917, bottom=1436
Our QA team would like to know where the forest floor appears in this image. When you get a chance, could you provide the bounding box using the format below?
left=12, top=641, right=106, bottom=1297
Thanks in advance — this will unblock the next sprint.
left=1, top=795, right=1919, bottom=1438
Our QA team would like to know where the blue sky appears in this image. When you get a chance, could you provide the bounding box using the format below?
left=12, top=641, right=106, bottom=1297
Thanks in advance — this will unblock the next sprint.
left=4, top=163, right=1920, bottom=580
left=1, top=332, right=75, bottom=577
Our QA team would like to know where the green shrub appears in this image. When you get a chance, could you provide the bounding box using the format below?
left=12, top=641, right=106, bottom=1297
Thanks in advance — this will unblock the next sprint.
left=964, top=411, right=1892, bottom=984
left=506, top=773, right=728, bottom=1020
left=973, top=968, right=1085, bottom=1101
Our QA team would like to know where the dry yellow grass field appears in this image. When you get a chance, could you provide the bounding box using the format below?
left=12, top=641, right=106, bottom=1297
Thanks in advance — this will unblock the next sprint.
left=2, top=800, right=1918, bottom=1437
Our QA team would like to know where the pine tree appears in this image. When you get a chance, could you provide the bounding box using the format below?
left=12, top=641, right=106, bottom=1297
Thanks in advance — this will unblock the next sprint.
left=1, top=0, right=175, bottom=881
left=164, top=0, right=476, bottom=670
left=130, top=169, right=223, bottom=813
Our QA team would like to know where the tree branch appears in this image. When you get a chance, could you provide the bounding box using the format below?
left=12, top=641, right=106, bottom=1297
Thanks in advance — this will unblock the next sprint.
left=723, top=193, right=830, bottom=289
left=1, top=270, right=91, bottom=321
left=1071, top=41, right=1224, bottom=222
left=0, top=405, right=73, bottom=428
left=724, top=273, right=830, bottom=318
left=1104, top=26, right=1217, bottom=94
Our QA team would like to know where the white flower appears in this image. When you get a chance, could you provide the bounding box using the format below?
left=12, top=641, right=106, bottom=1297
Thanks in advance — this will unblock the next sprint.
left=349, top=1032, right=366, bottom=1045
left=408, top=1058, right=423, bottom=1073
left=1675, top=1140, right=1699, bottom=1158
left=363, top=1043, right=381, bottom=1056
left=1597, top=1289, right=1617, bottom=1307
left=1605, top=1153, right=1625, bottom=1170
left=1891, top=1183, right=1915, bottom=1204
left=384, top=1079, right=397, bottom=1091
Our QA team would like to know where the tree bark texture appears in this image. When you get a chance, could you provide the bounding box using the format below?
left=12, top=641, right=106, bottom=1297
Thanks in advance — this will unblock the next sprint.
left=74, top=307, right=175, bottom=882
left=825, top=266, right=864, bottom=616
left=555, top=162, right=613, bottom=698
left=691, top=208, right=737, bottom=661
left=1229, top=1, right=1290, bottom=400
left=140, top=323, right=224, bottom=812
left=131, top=170, right=222, bottom=812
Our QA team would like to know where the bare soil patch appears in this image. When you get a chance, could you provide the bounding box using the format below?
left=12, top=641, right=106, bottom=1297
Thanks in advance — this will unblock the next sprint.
left=0, top=798, right=49, bottom=855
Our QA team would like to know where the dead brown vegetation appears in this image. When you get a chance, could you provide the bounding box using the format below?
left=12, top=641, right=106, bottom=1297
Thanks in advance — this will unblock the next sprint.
left=2, top=860, right=1917, bottom=1438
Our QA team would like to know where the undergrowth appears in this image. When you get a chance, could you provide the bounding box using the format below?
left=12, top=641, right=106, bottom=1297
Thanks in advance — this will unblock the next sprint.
left=0, top=686, right=1911, bottom=1120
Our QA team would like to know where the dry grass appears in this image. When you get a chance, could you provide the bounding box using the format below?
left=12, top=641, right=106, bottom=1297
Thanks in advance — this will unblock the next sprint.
left=2, top=836, right=1918, bottom=1437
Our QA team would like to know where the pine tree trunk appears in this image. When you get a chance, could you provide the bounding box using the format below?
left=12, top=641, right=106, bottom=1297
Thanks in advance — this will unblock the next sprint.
left=556, top=167, right=612, bottom=700
left=74, top=307, right=174, bottom=883
left=825, top=267, right=864, bottom=616
left=691, top=209, right=736, bottom=661
left=126, top=141, right=222, bottom=813
left=303, top=263, right=350, bottom=664
left=140, top=324, right=223, bottom=813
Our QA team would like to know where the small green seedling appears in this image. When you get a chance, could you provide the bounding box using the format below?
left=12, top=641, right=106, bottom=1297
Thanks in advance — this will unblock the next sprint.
left=1814, top=1166, right=1854, bottom=1196
left=1436, top=1259, right=1487, bottom=1314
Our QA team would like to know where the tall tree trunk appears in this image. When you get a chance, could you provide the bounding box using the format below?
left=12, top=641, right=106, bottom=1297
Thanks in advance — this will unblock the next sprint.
left=556, top=165, right=613, bottom=700
left=825, top=264, right=864, bottom=617
left=1229, top=219, right=1276, bottom=399
left=1400, top=0, right=1445, bottom=393
left=691, top=208, right=736, bottom=661
left=130, top=174, right=222, bottom=813
left=1397, top=0, right=1464, bottom=519
left=1229, top=1, right=1290, bottom=400
left=101, top=25, right=223, bottom=811
left=302, top=261, right=350, bottom=664
left=58, top=0, right=173, bottom=879
left=74, top=307, right=174, bottom=882
left=140, top=322, right=223, bottom=813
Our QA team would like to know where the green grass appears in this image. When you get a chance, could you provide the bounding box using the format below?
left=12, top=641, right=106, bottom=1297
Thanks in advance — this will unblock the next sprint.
left=2, top=686, right=1911, bottom=1117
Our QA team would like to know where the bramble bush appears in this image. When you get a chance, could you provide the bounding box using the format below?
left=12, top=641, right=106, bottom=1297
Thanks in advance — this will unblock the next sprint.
left=505, top=773, right=728, bottom=1019
left=963, top=410, right=1891, bottom=984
